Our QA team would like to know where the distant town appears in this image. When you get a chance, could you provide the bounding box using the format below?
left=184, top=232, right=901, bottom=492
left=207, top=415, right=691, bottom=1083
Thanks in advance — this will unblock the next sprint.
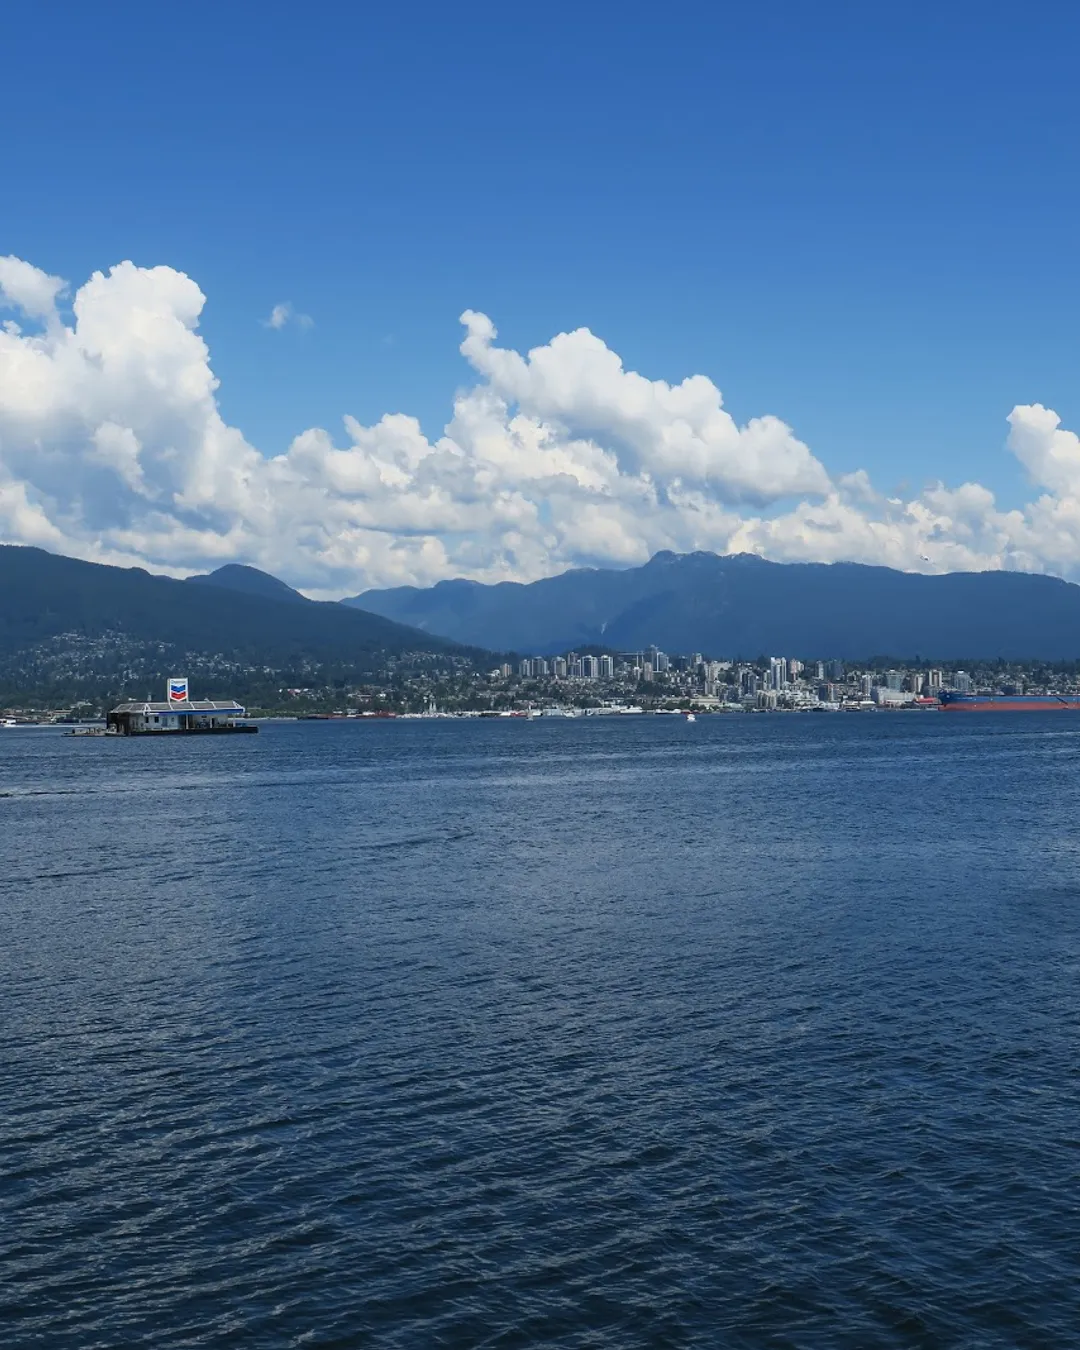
left=374, top=651, right=1071, bottom=717
left=6, top=641, right=1080, bottom=722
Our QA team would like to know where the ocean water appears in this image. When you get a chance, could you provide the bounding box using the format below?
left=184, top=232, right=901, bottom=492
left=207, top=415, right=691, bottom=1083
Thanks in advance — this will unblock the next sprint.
left=2, top=714, right=1079, bottom=1348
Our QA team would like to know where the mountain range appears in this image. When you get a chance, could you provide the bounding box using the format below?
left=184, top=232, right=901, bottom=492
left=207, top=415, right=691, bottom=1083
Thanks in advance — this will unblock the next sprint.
left=348, top=550, right=1080, bottom=659
left=0, top=546, right=481, bottom=705
left=7, top=543, right=1080, bottom=704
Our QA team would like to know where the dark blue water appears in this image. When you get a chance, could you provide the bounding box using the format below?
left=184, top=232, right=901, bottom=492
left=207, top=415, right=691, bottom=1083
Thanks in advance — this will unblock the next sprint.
left=2, top=715, right=1079, bottom=1347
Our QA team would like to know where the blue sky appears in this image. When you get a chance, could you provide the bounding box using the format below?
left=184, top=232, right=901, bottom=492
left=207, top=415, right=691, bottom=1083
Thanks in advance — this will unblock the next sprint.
left=3, top=3, right=1080, bottom=590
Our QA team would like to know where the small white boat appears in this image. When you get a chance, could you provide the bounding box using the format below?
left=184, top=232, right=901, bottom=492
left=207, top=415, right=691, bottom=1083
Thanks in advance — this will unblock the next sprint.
left=684, top=713, right=696, bottom=722
left=1, top=718, right=18, bottom=728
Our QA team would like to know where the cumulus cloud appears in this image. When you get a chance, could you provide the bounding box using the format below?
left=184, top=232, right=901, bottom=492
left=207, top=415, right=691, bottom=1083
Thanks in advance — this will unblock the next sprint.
left=0, top=256, right=65, bottom=322
left=264, top=301, right=313, bottom=331
left=459, top=310, right=830, bottom=503
left=2, top=253, right=1080, bottom=595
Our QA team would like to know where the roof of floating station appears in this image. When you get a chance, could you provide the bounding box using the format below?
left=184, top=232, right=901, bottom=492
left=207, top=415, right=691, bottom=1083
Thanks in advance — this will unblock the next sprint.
left=108, top=701, right=246, bottom=714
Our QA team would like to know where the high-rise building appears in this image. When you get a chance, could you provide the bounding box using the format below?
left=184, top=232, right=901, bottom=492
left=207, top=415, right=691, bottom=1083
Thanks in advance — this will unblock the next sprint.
left=886, top=670, right=903, bottom=691
left=927, top=669, right=943, bottom=691
left=534, top=658, right=549, bottom=677
left=552, top=657, right=567, bottom=679
left=827, top=659, right=845, bottom=682
left=582, top=655, right=598, bottom=679
left=953, top=670, right=972, bottom=692
left=598, top=655, right=614, bottom=679
left=769, top=657, right=787, bottom=691
left=860, top=673, right=873, bottom=697
left=518, top=659, right=533, bottom=678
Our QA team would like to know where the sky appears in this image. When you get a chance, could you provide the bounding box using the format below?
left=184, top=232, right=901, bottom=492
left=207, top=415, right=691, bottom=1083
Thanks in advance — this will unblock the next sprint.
left=3, top=2, right=1080, bottom=596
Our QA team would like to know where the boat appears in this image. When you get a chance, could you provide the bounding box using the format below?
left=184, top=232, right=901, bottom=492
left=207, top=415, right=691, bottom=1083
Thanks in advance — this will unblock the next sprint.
left=684, top=712, right=697, bottom=722
left=940, top=691, right=1080, bottom=711
left=1, top=718, right=18, bottom=728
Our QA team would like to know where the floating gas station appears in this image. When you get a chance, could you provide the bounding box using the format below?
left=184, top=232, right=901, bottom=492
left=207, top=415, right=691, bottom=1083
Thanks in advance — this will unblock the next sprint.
left=106, top=678, right=257, bottom=736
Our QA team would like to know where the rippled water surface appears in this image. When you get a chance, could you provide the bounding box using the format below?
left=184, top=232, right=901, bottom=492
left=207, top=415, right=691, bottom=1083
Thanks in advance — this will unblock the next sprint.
left=3, top=715, right=1080, bottom=1347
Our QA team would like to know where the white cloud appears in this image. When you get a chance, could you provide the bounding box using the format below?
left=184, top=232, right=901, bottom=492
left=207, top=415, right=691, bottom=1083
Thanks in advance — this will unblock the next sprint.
left=459, top=310, right=830, bottom=502
left=264, top=301, right=313, bottom=331
left=4, top=254, right=1080, bottom=595
left=0, top=255, right=65, bottom=322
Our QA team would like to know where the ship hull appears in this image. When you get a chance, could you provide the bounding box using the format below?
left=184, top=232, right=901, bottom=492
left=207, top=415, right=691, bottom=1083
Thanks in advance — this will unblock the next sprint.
left=939, top=693, right=1080, bottom=711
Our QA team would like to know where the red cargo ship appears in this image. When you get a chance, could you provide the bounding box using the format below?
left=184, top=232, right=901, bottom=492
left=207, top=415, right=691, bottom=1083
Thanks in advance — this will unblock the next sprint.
left=939, top=691, right=1080, bottom=711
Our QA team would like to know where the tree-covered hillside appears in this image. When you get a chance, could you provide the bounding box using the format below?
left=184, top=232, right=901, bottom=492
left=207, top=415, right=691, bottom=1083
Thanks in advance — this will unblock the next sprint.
left=0, top=546, right=486, bottom=706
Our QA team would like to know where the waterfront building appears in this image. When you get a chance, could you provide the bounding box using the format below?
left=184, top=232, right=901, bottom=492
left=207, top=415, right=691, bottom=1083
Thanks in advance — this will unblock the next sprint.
left=107, top=679, right=255, bottom=736
left=872, top=687, right=915, bottom=707
left=954, top=671, right=973, bottom=692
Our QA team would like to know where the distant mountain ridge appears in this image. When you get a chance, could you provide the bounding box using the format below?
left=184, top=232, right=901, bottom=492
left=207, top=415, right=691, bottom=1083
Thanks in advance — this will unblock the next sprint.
left=0, top=546, right=483, bottom=704
left=186, top=563, right=307, bottom=604
left=346, top=550, right=1080, bottom=659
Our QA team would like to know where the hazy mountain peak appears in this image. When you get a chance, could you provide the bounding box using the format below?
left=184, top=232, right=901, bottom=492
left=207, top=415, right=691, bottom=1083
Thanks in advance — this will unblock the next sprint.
left=186, top=563, right=307, bottom=604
